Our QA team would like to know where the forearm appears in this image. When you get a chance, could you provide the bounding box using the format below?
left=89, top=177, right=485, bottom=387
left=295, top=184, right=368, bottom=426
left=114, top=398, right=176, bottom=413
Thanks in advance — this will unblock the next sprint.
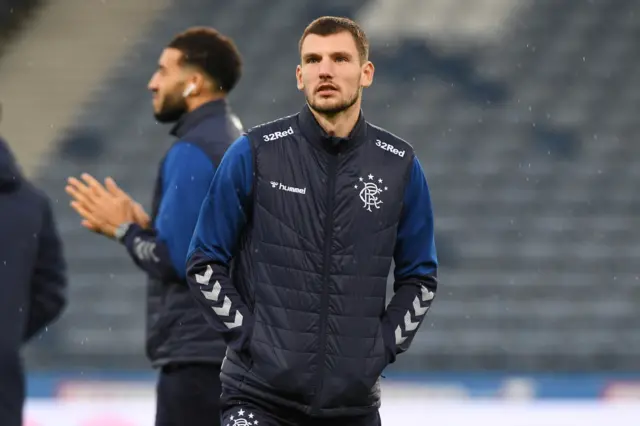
left=185, top=134, right=255, bottom=351
left=186, top=250, right=254, bottom=352
left=382, top=276, right=437, bottom=362
left=386, top=154, right=439, bottom=361
left=121, top=223, right=180, bottom=281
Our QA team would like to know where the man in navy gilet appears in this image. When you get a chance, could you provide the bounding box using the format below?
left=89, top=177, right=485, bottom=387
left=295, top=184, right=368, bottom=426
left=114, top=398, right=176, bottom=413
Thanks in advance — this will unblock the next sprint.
left=65, top=27, right=243, bottom=426
left=186, top=17, right=439, bottom=426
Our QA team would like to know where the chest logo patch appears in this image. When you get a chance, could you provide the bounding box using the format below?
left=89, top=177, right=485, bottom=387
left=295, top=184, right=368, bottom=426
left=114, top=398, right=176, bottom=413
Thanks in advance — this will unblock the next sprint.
left=354, top=174, right=388, bottom=212
left=270, top=180, right=307, bottom=195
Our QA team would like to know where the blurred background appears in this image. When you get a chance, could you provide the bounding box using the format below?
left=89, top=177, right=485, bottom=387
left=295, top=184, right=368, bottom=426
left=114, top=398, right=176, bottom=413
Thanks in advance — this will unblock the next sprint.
left=2, top=0, right=640, bottom=424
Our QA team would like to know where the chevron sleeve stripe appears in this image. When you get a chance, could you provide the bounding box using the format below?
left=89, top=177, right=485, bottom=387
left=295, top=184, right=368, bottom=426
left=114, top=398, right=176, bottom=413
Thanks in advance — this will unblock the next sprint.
left=122, top=224, right=179, bottom=282
left=186, top=135, right=254, bottom=352
left=382, top=155, right=438, bottom=363
left=392, top=284, right=435, bottom=347
left=187, top=255, right=253, bottom=352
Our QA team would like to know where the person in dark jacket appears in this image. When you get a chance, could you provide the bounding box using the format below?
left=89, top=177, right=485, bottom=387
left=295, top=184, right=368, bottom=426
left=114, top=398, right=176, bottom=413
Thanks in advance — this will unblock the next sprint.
left=0, top=137, right=67, bottom=426
left=64, top=27, right=243, bottom=426
left=186, top=16, right=438, bottom=426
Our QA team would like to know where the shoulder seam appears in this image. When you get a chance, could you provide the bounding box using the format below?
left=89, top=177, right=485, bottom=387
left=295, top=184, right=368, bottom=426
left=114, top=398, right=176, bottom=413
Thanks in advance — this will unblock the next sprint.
left=165, top=140, right=216, bottom=168
left=367, top=123, right=415, bottom=151
left=247, top=113, right=297, bottom=133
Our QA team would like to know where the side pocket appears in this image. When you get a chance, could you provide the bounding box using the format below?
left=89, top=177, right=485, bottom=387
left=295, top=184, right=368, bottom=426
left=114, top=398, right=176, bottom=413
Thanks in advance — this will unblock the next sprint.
left=359, top=323, right=390, bottom=392
left=244, top=319, right=256, bottom=372
left=380, top=317, right=397, bottom=365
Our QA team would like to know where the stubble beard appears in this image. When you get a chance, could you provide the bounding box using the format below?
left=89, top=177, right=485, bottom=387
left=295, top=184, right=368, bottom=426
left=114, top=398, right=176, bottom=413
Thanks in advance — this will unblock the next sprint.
left=154, top=92, right=188, bottom=123
left=306, top=87, right=360, bottom=117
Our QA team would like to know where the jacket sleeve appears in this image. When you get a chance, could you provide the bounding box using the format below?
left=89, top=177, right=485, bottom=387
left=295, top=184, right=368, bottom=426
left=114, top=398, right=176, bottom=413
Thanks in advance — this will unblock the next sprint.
left=122, top=142, right=215, bottom=281
left=381, top=155, right=438, bottom=363
left=24, top=197, right=68, bottom=341
left=186, top=135, right=254, bottom=353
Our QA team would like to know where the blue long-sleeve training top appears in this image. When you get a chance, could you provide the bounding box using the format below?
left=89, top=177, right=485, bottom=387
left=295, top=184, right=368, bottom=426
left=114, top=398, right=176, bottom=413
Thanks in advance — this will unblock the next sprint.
left=123, top=142, right=216, bottom=280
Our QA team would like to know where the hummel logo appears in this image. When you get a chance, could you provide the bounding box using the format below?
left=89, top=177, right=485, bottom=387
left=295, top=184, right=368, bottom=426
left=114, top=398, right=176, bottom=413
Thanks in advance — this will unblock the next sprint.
left=263, top=126, right=294, bottom=142
left=270, top=181, right=306, bottom=195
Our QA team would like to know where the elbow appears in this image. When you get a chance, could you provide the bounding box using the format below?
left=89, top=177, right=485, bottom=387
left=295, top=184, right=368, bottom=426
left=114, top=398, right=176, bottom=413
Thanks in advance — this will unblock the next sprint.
left=147, top=262, right=181, bottom=283
left=48, top=272, right=69, bottom=321
left=186, top=248, right=213, bottom=273
left=394, top=263, right=438, bottom=292
left=49, top=284, right=68, bottom=323
left=48, top=297, right=67, bottom=326
left=34, top=292, right=67, bottom=333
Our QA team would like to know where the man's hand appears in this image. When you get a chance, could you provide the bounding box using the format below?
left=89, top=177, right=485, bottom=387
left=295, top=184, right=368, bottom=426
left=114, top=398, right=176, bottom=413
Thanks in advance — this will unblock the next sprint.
left=104, top=177, right=151, bottom=229
left=65, top=173, right=137, bottom=238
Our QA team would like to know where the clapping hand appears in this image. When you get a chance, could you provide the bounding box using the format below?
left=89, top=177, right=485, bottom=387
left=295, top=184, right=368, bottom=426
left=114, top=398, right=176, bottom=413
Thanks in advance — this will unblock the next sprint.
left=65, top=173, right=150, bottom=238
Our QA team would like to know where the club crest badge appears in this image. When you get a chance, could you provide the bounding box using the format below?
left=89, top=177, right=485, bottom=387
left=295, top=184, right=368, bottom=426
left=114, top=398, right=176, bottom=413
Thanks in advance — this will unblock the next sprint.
left=354, top=173, right=388, bottom=212
left=227, top=408, right=259, bottom=426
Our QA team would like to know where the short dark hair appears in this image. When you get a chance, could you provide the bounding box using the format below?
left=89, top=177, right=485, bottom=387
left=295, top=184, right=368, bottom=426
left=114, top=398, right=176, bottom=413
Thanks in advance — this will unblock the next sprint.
left=299, top=16, right=369, bottom=63
left=168, top=26, right=242, bottom=93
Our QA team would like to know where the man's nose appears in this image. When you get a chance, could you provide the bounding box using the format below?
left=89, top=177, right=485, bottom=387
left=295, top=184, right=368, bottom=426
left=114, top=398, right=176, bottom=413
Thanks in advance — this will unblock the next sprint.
left=148, top=76, right=158, bottom=91
left=318, top=58, right=334, bottom=77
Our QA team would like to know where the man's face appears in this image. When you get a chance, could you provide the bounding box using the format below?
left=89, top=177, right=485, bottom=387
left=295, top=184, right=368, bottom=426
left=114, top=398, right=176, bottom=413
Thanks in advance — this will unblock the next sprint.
left=296, top=32, right=374, bottom=116
left=148, top=48, right=190, bottom=123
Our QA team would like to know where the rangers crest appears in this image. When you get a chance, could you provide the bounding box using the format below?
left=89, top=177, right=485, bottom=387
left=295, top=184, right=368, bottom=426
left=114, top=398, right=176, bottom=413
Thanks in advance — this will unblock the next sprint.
left=226, top=408, right=260, bottom=426
left=354, top=174, right=388, bottom=212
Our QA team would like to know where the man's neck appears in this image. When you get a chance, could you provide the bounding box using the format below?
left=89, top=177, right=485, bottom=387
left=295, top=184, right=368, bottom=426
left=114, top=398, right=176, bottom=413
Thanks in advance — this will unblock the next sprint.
left=310, top=102, right=361, bottom=138
left=186, top=93, right=225, bottom=113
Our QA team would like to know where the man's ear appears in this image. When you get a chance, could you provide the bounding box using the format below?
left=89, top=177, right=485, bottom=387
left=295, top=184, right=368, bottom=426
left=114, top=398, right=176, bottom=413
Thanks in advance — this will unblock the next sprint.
left=296, top=64, right=304, bottom=91
left=360, top=61, right=375, bottom=88
left=184, top=72, right=208, bottom=96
